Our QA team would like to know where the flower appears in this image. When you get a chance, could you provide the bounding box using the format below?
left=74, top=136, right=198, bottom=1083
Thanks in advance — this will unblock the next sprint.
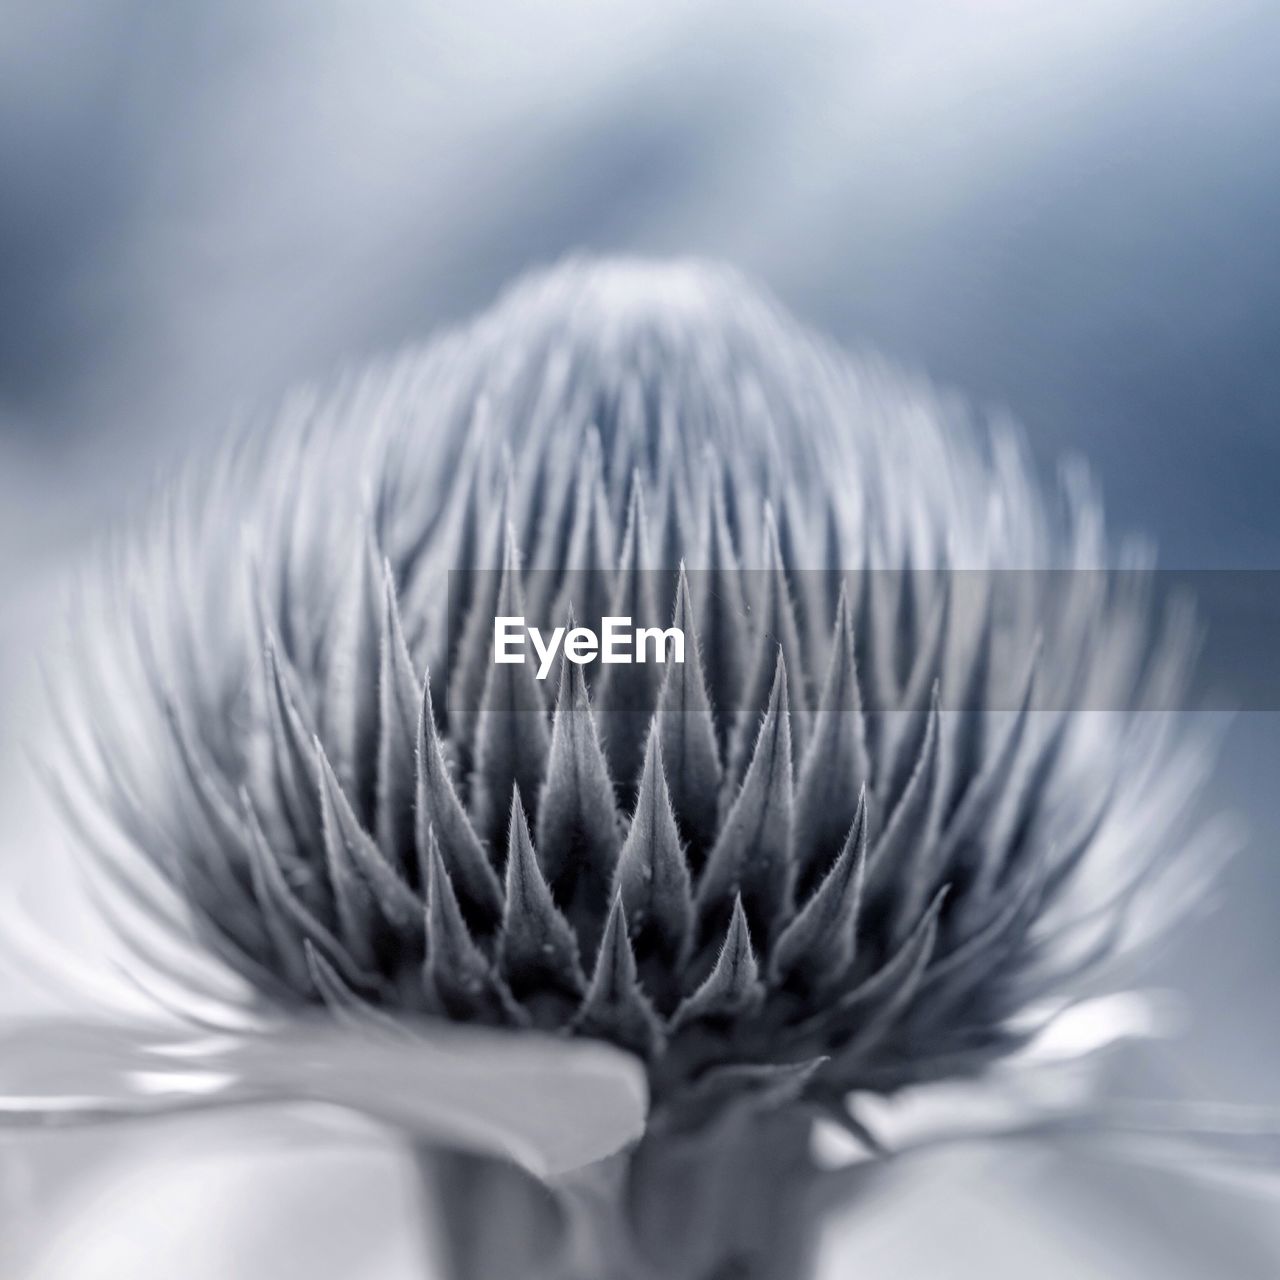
left=14, top=259, right=1258, bottom=1278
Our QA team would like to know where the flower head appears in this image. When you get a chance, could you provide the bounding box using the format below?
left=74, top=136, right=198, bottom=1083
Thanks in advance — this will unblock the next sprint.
left=51, top=259, right=1212, bottom=1147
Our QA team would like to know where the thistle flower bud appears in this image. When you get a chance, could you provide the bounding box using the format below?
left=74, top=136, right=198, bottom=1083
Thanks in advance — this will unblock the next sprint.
left=54, top=259, right=1217, bottom=1279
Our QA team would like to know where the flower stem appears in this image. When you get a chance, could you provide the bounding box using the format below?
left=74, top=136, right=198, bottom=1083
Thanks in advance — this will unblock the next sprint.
left=415, top=1109, right=833, bottom=1280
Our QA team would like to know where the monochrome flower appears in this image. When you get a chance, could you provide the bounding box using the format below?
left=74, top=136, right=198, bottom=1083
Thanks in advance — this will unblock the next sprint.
left=17, top=260, right=1256, bottom=1279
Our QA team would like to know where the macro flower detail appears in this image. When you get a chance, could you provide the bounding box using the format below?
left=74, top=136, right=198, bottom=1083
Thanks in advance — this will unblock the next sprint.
left=26, top=259, right=1253, bottom=1279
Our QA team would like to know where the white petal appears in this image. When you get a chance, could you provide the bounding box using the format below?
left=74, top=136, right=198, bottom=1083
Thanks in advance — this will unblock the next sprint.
left=0, top=1015, right=648, bottom=1180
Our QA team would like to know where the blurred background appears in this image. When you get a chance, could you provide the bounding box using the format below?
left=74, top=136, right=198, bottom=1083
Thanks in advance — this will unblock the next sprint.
left=2, top=1, right=1278, bottom=1275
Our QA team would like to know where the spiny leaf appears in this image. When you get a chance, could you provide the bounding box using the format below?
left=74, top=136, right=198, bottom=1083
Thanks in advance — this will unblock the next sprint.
left=697, top=651, right=794, bottom=953
left=499, top=790, right=586, bottom=1024
left=240, top=796, right=316, bottom=994
left=795, top=498, right=844, bottom=679
left=656, top=465, right=688, bottom=586
left=594, top=474, right=664, bottom=789
left=772, top=493, right=803, bottom=599
left=424, top=828, right=525, bottom=1026
left=654, top=463, right=692, bottom=609
left=422, top=435, right=486, bottom=629
left=890, top=553, right=918, bottom=691
left=316, top=741, right=424, bottom=971
left=258, top=633, right=325, bottom=876
left=852, top=565, right=885, bottom=765
left=940, top=584, right=993, bottom=821
left=793, top=585, right=869, bottom=897
left=879, top=583, right=948, bottom=809
left=997, top=708, right=1072, bottom=889
left=536, top=652, right=623, bottom=956
left=917, top=854, right=1045, bottom=1013
left=940, top=645, right=1040, bottom=906
left=606, top=373, right=647, bottom=497
left=867, top=686, right=942, bottom=949
left=305, top=942, right=405, bottom=1033
left=524, top=434, right=580, bottom=618
left=330, top=527, right=382, bottom=825
left=821, top=887, right=947, bottom=1067
left=696, top=465, right=747, bottom=746
left=772, top=790, right=867, bottom=993
left=574, top=896, right=664, bottom=1061
left=241, top=789, right=375, bottom=996
left=162, top=700, right=269, bottom=954
left=727, top=502, right=809, bottom=789
left=376, top=566, right=421, bottom=881
left=469, top=526, right=550, bottom=855
left=613, top=726, right=693, bottom=1009
left=447, top=470, right=512, bottom=748
left=656, top=564, right=721, bottom=871
left=415, top=676, right=504, bottom=937
left=551, top=427, right=615, bottom=644
left=673, top=897, right=763, bottom=1028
